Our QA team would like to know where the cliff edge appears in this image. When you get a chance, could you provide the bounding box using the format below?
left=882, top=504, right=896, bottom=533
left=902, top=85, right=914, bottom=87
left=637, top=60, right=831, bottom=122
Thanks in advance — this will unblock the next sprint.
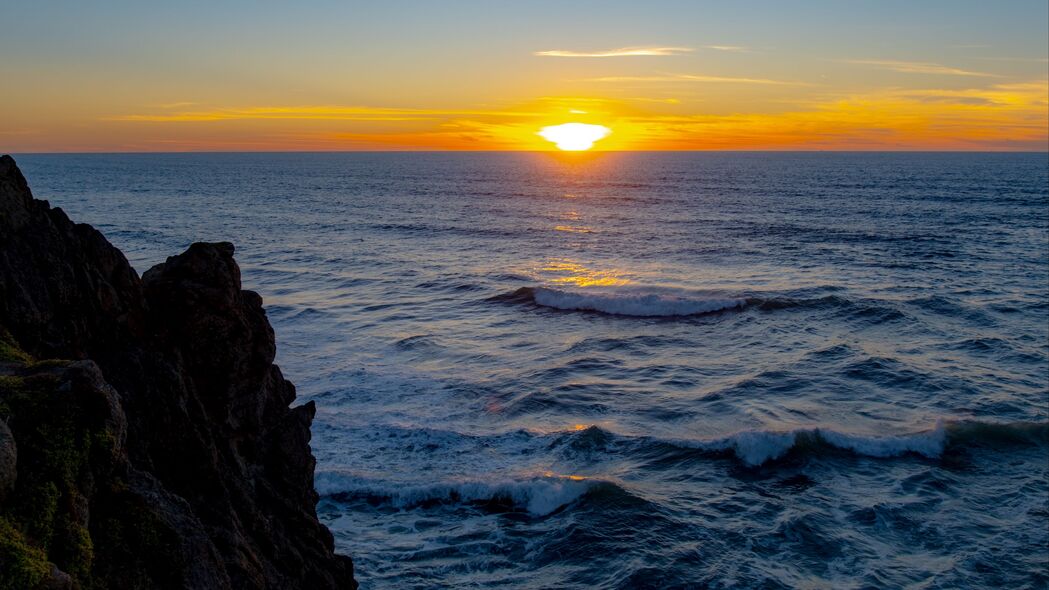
left=0, top=155, right=356, bottom=589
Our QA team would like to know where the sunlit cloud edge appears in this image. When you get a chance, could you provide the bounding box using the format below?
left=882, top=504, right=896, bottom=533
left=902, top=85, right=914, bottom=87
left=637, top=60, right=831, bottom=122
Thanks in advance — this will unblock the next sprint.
left=535, top=46, right=693, bottom=58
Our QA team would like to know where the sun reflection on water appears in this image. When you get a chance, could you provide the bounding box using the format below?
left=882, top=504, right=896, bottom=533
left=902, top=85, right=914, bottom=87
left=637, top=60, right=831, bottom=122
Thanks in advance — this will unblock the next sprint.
left=539, top=260, right=631, bottom=287
left=542, top=471, right=588, bottom=482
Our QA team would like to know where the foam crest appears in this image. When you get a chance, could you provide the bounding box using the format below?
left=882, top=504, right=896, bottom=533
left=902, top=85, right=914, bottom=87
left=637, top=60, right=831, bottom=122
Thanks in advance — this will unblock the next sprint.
left=556, top=419, right=1045, bottom=467
left=315, top=471, right=597, bottom=516
left=529, top=286, right=744, bottom=317
left=633, top=420, right=1046, bottom=466
left=724, top=430, right=800, bottom=465
left=818, top=424, right=947, bottom=459
left=658, top=425, right=947, bottom=466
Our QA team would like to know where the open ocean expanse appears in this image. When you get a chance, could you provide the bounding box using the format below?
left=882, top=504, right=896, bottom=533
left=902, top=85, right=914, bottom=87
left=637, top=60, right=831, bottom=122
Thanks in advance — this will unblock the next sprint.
left=15, top=152, right=1049, bottom=589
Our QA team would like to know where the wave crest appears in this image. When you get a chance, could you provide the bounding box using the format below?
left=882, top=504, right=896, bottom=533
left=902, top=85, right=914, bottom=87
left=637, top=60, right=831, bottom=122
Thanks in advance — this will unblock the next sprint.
left=315, top=472, right=609, bottom=516
left=491, top=286, right=744, bottom=317
left=635, top=420, right=1047, bottom=466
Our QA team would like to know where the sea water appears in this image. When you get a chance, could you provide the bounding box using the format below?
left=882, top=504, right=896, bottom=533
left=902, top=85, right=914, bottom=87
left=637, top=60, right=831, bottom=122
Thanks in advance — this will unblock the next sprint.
left=16, top=152, right=1049, bottom=589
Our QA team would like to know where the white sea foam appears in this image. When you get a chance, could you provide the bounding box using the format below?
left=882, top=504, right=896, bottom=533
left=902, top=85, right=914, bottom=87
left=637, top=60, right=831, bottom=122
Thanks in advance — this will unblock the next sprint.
left=669, top=430, right=797, bottom=465
left=817, top=423, right=947, bottom=459
left=315, top=471, right=596, bottom=516
left=668, top=423, right=949, bottom=466
left=531, top=286, right=744, bottom=317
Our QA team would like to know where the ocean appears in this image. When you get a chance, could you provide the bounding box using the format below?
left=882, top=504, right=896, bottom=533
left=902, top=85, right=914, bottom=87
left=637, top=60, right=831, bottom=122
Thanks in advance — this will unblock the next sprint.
left=14, top=152, right=1049, bottom=589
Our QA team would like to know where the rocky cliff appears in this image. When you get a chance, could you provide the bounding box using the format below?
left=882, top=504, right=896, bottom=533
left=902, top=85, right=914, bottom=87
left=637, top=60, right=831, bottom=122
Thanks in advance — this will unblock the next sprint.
left=0, top=155, right=356, bottom=589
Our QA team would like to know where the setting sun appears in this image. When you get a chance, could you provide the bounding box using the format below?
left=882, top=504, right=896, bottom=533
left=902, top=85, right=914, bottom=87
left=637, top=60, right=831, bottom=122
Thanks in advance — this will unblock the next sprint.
left=538, top=123, right=612, bottom=151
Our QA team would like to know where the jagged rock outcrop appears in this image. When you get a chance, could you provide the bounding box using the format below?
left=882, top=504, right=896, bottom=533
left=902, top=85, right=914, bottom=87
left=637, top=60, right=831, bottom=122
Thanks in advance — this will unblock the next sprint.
left=0, top=155, right=355, bottom=589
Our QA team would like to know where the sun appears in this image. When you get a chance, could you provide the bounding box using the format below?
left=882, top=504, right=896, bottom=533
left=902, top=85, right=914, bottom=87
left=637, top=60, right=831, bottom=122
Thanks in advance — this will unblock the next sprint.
left=538, top=123, right=611, bottom=151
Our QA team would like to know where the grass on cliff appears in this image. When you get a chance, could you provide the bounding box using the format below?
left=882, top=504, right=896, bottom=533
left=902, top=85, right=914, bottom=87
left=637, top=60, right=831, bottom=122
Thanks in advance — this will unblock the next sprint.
left=0, top=328, right=96, bottom=590
left=0, top=326, right=181, bottom=590
left=0, top=370, right=96, bottom=590
left=0, top=327, right=31, bottom=364
left=0, top=516, right=50, bottom=590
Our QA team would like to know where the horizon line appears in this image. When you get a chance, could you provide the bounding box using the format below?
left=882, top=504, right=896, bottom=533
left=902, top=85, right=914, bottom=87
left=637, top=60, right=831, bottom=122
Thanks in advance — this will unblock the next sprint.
left=7, top=149, right=1048, bottom=156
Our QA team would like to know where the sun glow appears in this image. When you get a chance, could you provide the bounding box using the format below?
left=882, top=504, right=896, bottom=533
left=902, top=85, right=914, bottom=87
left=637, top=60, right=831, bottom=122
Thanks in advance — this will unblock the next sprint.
left=538, top=123, right=612, bottom=151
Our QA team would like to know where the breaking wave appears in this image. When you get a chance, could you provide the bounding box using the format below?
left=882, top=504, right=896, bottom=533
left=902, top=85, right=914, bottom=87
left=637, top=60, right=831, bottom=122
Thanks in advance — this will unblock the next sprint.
left=490, top=286, right=744, bottom=317
left=314, top=420, right=1046, bottom=517
left=490, top=286, right=915, bottom=323
left=315, top=472, right=619, bottom=516
left=626, top=419, right=1048, bottom=466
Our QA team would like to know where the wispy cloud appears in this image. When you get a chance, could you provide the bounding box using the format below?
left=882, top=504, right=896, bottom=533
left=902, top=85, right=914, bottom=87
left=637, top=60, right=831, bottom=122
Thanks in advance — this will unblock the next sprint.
left=904, top=95, right=999, bottom=106
left=107, top=105, right=544, bottom=122
left=0, top=128, right=40, bottom=136
left=414, top=80, right=1048, bottom=151
left=900, top=82, right=1049, bottom=106
left=703, top=45, right=750, bottom=53
left=628, top=97, right=682, bottom=104
left=974, top=56, right=1049, bottom=63
left=151, top=101, right=197, bottom=109
left=534, top=46, right=692, bottom=58
left=89, top=80, right=1048, bottom=152
left=843, top=59, right=998, bottom=77
left=585, top=73, right=805, bottom=85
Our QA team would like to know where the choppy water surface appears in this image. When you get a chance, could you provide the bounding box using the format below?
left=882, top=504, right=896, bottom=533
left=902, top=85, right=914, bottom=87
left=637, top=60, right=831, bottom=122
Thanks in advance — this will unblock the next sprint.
left=17, top=152, right=1049, bottom=589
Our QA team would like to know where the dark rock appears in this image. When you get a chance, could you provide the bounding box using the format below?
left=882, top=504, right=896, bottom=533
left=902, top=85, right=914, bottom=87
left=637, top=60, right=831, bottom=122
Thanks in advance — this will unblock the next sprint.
left=0, top=155, right=356, bottom=589
left=36, top=564, right=73, bottom=590
left=0, top=419, right=14, bottom=502
left=0, top=156, right=146, bottom=362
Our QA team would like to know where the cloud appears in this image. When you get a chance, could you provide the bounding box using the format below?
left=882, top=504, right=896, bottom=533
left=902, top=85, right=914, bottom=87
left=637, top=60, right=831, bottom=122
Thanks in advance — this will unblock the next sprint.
left=899, top=82, right=1049, bottom=107
left=0, top=128, right=40, bottom=136
left=627, top=97, right=681, bottom=104
left=703, top=45, right=750, bottom=52
left=96, top=81, right=1048, bottom=152
left=107, top=105, right=543, bottom=122
left=534, top=46, right=692, bottom=57
left=974, top=56, right=1049, bottom=63
left=603, top=80, right=1049, bottom=150
left=585, top=73, right=805, bottom=85
left=843, top=59, right=998, bottom=77
left=904, top=95, right=998, bottom=106
left=151, top=101, right=197, bottom=109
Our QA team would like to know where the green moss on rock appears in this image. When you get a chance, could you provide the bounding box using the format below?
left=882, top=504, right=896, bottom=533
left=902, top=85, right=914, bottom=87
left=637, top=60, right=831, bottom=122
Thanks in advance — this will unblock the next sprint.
left=0, top=516, right=51, bottom=590
left=0, top=328, right=30, bottom=364
left=57, top=515, right=95, bottom=582
left=0, top=366, right=116, bottom=588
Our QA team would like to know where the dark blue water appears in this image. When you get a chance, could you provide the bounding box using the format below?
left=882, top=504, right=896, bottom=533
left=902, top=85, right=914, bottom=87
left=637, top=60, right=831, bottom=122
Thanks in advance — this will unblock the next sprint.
left=15, top=152, right=1049, bottom=589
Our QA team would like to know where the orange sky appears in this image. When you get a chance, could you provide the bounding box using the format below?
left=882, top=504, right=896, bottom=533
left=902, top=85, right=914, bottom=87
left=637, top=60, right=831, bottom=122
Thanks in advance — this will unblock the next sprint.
left=2, top=2, right=1047, bottom=152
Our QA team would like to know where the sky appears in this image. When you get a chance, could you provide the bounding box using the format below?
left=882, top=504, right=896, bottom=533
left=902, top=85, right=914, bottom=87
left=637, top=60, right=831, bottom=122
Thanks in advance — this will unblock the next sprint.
left=2, top=0, right=1047, bottom=152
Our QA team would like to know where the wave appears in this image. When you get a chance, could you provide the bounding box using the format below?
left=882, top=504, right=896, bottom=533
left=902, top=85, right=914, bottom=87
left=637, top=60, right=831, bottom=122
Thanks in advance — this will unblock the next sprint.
left=683, top=427, right=948, bottom=466
left=315, top=471, right=616, bottom=516
left=744, top=293, right=850, bottom=311
left=311, top=420, right=1045, bottom=518
left=563, top=425, right=949, bottom=467
left=490, top=286, right=744, bottom=317
left=490, top=285, right=912, bottom=322
left=313, top=420, right=1047, bottom=517
left=623, top=419, right=1049, bottom=466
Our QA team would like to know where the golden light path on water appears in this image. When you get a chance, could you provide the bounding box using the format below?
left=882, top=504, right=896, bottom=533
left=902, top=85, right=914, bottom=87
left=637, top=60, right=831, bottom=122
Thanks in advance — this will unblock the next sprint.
left=540, top=260, right=631, bottom=287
